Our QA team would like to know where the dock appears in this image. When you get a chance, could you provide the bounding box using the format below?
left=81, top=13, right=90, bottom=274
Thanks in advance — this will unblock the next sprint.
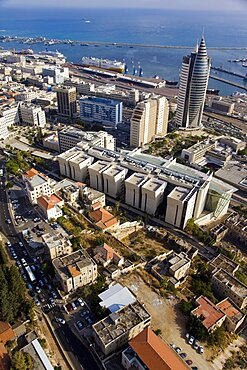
left=209, top=75, right=247, bottom=91
left=211, top=66, right=247, bottom=79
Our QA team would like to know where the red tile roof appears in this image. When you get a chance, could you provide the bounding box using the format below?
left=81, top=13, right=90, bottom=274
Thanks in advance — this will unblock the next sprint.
left=23, top=168, right=39, bottom=179
left=216, top=298, right=241, bottom=319
left=192, top=296, right=226, bottom=330
left=89, top=208, right=118, bottom=230
left=37, top=194, right=63, bottom=211
left=0, top=322, right=15, bottom=344
left=129, top=327, right=189, bottom=370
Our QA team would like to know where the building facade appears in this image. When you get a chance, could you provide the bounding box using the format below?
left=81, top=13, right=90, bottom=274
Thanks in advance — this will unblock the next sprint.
left=176, top=36, right=211, bottom=129
left=55, top=86, right=77, bottom=118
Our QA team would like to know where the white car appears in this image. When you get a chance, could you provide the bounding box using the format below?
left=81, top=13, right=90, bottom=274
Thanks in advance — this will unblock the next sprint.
left=189, top=336, right=194, bottom=345
left=55, top=317, right=65, bottom=325
left=199, top=346, right=204, bottom=354
left=77, top=298, right=85, bottom=306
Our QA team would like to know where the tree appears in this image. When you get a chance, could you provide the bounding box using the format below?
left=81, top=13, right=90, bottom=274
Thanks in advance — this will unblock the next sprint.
left=180, top=300, right=194, bottom=316
left=154, top=328, right=162, bottom=336
left=10, top=350, right=33, bottom=370
left=0, top=244, right=8, bottom=265
left=187, top=315, right=209, bottom=341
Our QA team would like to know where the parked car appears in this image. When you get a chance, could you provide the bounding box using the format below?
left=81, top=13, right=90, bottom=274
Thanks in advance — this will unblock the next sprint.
left=35, top=286, right=41, bottom=294
left=180, top=353, right=187, bottom=359
left=186, top=360, right=193, bottom=365
left=170, top=343, right=176, bottom=349
left=30, top=265, right=36, bottom=272
left=76, top=321, right=83, bottom=331
left=51, top=291, right=57, bottom=299
left=34, top=217, right=41, bottom=222
left=34, top=298, right=40, bottom=306
left=77, top=298, right=85, bottom=307
left=26, top=283, right=32, bottom=290
left=175, top=347, right=182, bottom=353
left=55, top=317, right=66, bottom=325
left=185, top=333, right=190, bottom=339
left=199, top=346, right=204, bottom=354
left=189, top=336, right=194, bottom=345
left=71, top=302, right=77, bottom=311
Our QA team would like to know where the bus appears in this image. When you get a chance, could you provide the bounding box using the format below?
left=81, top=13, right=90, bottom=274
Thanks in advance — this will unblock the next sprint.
left=25, top=266, right=36, bottom=282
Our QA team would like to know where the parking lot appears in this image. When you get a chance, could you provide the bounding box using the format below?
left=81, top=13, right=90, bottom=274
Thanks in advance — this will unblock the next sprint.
left=64, top=297, right=95, bottom=334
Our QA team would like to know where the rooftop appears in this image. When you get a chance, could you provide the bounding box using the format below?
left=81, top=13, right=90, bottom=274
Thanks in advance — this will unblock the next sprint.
left=103, top=164, right=127, bottom=177
left=98, top=283, right=136, bottom=313
left=93, top=301, right=150, bottom=346
left=128, top=327, right=190, bottom=370
left=125, top=172, right=148, bottom=187
left=89, top=160, right=110, bottom=173
left=142, top=177, right=166, bottom=193
left=213, top=269, right=247, bottom=298
left=89, top=208, right=118, bottom=230
left=192, top=296, right=225, bottom=331
left=209, top=254, right=239, bottom=275
left=37, top=194, right=63, bottom=211
left=168, top=186, right=190, bottom=201
left=216, top=298, right=245, bottom=324
left=80, top=95, right=121, bottom=106
left=22, top=338, right=54, bottom=370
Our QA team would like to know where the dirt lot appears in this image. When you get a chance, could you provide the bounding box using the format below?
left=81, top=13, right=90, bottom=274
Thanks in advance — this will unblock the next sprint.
left=118, top=271, right=216, bottom=370
left=121, top=229, right=169, bottom=259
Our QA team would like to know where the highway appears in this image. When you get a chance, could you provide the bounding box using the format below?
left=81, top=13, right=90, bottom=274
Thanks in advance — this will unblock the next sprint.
left=0, top=157, right=101, bottom=370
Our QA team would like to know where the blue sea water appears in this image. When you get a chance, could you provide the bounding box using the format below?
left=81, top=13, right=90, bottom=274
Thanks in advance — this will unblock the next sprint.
left=0, top=7, right=247, bottom=95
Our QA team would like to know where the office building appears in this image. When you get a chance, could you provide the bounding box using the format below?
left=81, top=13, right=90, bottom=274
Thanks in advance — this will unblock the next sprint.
left=19, top=102, right=46, bottom=127
left=92, top=301, right=151, bottom=356
left=42, top=66, right=69, bottom=85
left=80, top=96, right=123, bottom=127
left=53, top=249, right=97, bottom=293
left=42, top=233, right=73, bottom=260
left=58, top=127, right=116, bottom=153
left=165, top=186, right=197, bottom=229
left=176, top=36, right=211, bottom=129
left=130, top=95, right=169, bottom=148
left=88, top=161, right=111, bottom=193
left=0, top=104, right=19, bottom=126
left=0, top=116, right=9, bottom=140
left=141, top=177, right=167, bottom=215
left=57, top=147, right=94, bottom=182
left=102, top=164, right=128, bottom=199
left=125, top=173, right=148, bottom=209
left=122, top=327, right=189, bottom=370
left=55, top=86, right=77, bottom=118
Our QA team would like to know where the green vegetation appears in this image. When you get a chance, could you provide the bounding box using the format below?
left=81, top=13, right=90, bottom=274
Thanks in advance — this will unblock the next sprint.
left=0, top=243, right=34, bottom=324
left=235, top=204, right=247, bottom=218
left=190, top=275, right=217, bottom=303
left=238, top=148, right=247, bottom=156
left=223, top=345, right=247, bottom=369
left=154, top=328, right=162, bottom=336
left=5, top=150, right=30, bottom=175
left=235, top=270, right=247, bottom=285
left=187, top=315, right=209, bottom=341
left=57, top=215, right=84, bottom=236
left=185, top=219, right=214, bottom=245
left=10, top=350, right=33, bottom=370
left=38, top=338, right=47, bottom=349
left=180, top=300, right=195, bottom=316
left=78, top=275, right=108, bottom=319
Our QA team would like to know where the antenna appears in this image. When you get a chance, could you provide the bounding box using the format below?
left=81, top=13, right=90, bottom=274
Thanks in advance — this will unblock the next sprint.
left=202, top=26, right=205, bottom=38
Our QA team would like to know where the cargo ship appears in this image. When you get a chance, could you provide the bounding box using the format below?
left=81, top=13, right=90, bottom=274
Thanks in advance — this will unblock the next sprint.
left=81, top=56, right=125, bottom=73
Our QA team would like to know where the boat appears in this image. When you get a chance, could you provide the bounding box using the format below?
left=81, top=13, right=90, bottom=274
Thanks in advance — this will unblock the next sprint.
left=242, top=62, right=247, bottom=68
left=166, top=80, right=178, bottom=86
left=206, top=88, right=220, bottom=95
left=39, top=49, right=65, bottom=60
left=85, top=20, right=91, bottom=23
left=81, top=56, right=126, bottom=73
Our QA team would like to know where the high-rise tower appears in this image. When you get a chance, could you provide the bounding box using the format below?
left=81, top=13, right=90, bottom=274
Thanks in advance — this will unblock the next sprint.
left=176, top=36, right=211, bottom=129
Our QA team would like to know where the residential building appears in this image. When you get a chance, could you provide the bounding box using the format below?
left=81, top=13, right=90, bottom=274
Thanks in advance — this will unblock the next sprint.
left=93, top=243, right=124, bottom=267
left=79, top=96, right=123, bottom=128
left=211, top=269, right=247, bottom=309
left=58, top=127, right=116, bottom=153
left=21, top=338, right=54, bottom=370
left=0, top=322, right=15, bottom=344
left=22, top=168, right=54, bottom=204
left=122, top=327, right=190, bottom=370
left=57, top=147, right=94, bottom=182
left=81, top=186, right=106, bottom=210
left=19, top=102, right=46, bottom=127
left=42, top=233, right=73, bottom=260
left=141, top=177, right=167, bottom=215
left=42, top=66, right=69, bottom=84
left=165, top=186, right=197, bottom=229
left=102, top=164, right=128, bottom=199
left=151, top=251, right=191, bottom=286
left=176, top=36, right=211, bottom=129
left=55, top=86, right=77, bottom=118
left=125, top=172, right=148, bottom=209
left=216, top=298, right=245, bottom=333
left=89, top=208, right=119, bottom=232
left=98, top=284, right=136, bottom=313
left=61, top=183, right=80, bottom=204
left=191, top=296, right=226, bottom=333
left=208, top=254, right=239, bottom=276
left=53, top=249, right=97, bottom=293
left=37, top=194, right=64, bottom=220
left=92, top=301, right=151, bottom=356
left=130, top=95, right=169, bottom=147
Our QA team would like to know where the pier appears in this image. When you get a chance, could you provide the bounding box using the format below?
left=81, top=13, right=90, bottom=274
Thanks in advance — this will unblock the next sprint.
left=211, top=66, right=247, bottom=79
left=1, top=35, right=247, bottom=51
left=209, top=75, right=247, bottom=91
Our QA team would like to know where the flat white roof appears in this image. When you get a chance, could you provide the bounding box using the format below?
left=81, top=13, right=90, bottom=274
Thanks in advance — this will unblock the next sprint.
left=99, top=283, right=136, bottom=313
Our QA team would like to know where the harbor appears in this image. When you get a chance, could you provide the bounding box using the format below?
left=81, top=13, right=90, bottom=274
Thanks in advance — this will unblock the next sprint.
left=211, top=66, right=247, bottom=79
left=209, top=75, right=247, bottom=92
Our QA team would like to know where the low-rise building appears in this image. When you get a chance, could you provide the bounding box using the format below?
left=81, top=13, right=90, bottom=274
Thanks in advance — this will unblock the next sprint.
left=0, top=322, right=15, bottom=344
left=37, top=194, right=64, bottom=220
left=22, top=168, right=55, bottom=204
left=42, top=233, right=73, bottom=260
left=89, top=207, right=119, bottom=232
left=53, top=249, right=97, bottom=293
left=92, top=301, right=151, bottom=356
left=81, top=186, right=105, bottom=210
left=19, top=102, right=46, bottom=127
left=211, top=269, right=247, bottom=309
left=93, top=243, right=124, bottom=267
left=98, top=284, right=136, bottom=313
left=122, top=327, right=190, bottom=370
left=151, top=251, right=191, bottom=286
left=21, top=338, right=54, bottom=370
left=216, top=298, right=245, bottom=333
left=208, top=254, right=239, bottom=276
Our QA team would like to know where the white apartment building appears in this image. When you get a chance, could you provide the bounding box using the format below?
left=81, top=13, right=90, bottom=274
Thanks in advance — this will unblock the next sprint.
left=19, top=103, right=46, bottom=128
left=57, top=147, right=94, bottom=182
left=42, top=66, right=69, bottom=84
left=22, top=168, right=54, bottom=204
left=102, top=164, right=128, bottom=199
left=0, top=116, right=9, bottom=140
left=141, top=177, right=167, bottom=215
left=125, top=173, right=148, bottom=209
left=0, top=104, right=20, bottom=127
left=88, top=161, right=111, bottom=192
left=58, top=127, right=116, bottom=153
left=165, top=186, right=197, bottom=229
left=42, top=233, right=73, bottom=260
